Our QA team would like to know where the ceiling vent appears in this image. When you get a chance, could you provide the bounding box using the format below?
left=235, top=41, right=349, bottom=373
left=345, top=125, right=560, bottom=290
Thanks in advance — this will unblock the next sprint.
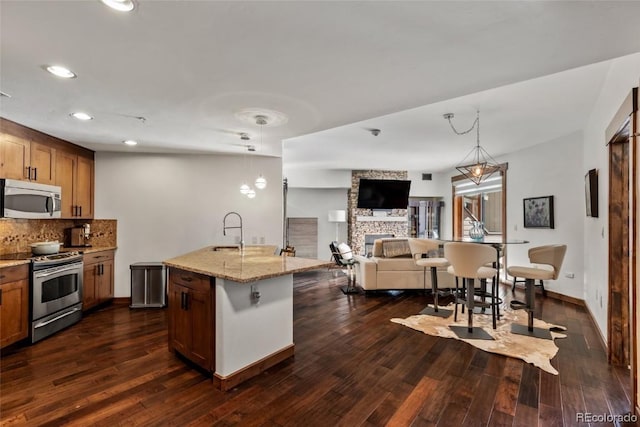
left=422, top=173, right=432, bottom=181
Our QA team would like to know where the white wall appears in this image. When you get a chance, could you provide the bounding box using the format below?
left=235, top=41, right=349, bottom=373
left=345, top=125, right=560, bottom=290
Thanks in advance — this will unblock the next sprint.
left=583, top=54, right=640, bottom=340
left=94, top=152, right=283, bottom=297
left=284, top=168, right=351, bottom=188
left=502, top=132, right=585, bottom=299
left=407, top=170, right=449, bottom=199
left=286, top=187, right=348, bottom=260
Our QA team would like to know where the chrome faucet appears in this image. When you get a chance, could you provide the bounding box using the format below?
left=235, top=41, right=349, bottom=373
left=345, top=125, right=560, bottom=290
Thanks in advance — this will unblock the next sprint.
left=223, top=211, right=244, bottom=252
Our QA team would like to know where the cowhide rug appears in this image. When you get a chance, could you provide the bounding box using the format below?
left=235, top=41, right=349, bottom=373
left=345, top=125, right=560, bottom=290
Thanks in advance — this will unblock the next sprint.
left=391, top=308, right=567, bottom=375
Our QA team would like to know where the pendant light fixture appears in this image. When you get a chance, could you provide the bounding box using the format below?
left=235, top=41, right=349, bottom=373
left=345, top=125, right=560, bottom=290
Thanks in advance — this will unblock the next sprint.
left=254, top=115, right=267, bottom=190
left=444, top=110, right=500, bottom=185
left=239, top=133, right=253, bottom=196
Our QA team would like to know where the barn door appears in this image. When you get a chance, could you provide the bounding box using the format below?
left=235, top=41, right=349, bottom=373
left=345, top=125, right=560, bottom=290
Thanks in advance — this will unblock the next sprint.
left=286, top=217, right=318, bottom=258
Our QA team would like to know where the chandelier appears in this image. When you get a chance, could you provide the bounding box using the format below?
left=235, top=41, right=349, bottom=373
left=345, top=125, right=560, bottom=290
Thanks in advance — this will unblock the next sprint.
left=444, top=110, right=500, bottom=185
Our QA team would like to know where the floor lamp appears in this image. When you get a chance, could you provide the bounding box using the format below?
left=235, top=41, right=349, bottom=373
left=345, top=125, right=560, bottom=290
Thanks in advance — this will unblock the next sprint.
left=328, top=210, right=346, bottom=242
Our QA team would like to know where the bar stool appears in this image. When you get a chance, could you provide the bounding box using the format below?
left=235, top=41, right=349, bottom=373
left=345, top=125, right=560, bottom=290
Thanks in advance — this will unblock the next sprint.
left=408, top=239, right=451, bottom=317
left=507, top=244, right=567, bottom=339
left=444, top=242, right=497, bottom=340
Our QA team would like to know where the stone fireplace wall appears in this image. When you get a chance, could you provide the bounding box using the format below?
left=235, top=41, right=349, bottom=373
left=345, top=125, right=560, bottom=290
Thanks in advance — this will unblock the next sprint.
left=349, top=170, right=408, bottom=255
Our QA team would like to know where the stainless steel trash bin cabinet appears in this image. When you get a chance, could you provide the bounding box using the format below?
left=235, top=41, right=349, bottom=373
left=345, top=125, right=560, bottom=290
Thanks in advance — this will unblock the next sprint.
left=130, top=262, right=166, bottom=308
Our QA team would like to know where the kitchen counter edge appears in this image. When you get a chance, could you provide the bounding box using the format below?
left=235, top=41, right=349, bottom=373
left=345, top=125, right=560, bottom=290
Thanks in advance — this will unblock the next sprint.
left=163, top=247, right=333, bottom=283
left=0, top=247, right=118, bottom=268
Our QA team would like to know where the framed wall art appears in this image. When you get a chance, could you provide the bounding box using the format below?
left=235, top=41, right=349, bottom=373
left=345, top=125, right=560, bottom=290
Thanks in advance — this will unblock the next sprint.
left=523, top=195, right=554, bottom=229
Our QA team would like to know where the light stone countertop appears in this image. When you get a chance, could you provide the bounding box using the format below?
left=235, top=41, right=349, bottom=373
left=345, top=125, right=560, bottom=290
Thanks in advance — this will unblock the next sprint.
left=0, top=246, right=118, bottom=269
left=163, top=245, right=333, bottom=283
left=0, top=259, right=31, bottom=268
left=61, top=246, right=118, bottom=254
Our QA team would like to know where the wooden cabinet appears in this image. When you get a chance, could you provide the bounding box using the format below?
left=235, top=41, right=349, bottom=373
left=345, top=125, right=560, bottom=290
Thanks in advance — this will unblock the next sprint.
left=83, top=250, right=114, bottom=311
left=55, top=151, right=94, bottom=219
left=29, top=142, right=56, bottom=185
left=0, top=264, right=30, bottom=349
left=168, top=268, right=213, bottom=371
left=0, top=117, right=94, bottom=218
left=0, top=133, right=29, bottom=180
left=0, top=134, right=55, bottom=184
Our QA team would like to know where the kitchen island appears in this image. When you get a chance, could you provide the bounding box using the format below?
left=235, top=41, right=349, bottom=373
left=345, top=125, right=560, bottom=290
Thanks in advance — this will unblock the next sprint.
left=163, top=245, right=332, bottom=390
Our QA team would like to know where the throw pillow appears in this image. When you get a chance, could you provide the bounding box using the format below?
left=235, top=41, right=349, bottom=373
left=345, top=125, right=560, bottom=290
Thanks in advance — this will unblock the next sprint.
left=337, top=242, right=353, bottom=260
left=382, top=240, right=412, bottom=258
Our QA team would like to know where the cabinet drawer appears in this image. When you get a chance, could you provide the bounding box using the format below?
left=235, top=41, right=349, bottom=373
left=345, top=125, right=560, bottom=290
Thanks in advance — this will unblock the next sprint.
left=0, top=264, right=29, bottom=285
left=169, top=269, right=210, bottom=291
left=84, top=250, right=114, bottom=265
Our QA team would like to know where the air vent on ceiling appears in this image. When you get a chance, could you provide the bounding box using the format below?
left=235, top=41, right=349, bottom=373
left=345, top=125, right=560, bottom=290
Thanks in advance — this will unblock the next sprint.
left=422, top=173, right=432, bottom=181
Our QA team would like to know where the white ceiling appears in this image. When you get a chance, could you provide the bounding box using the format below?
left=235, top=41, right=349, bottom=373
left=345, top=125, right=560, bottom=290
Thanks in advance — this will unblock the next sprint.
left=1, top=1, right=639, bottom=174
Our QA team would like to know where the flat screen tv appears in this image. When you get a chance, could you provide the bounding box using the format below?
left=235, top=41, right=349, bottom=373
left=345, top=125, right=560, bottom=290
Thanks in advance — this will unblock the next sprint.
left=357, top=179, right=411, bottom=209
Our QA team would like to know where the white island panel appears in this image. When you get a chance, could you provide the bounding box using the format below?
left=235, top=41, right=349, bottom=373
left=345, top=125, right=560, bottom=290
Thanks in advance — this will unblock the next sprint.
left=215, top=275, right=293, bottom=377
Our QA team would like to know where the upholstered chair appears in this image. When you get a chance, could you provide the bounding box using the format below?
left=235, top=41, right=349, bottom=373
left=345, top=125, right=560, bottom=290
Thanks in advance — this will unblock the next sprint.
left=444, top=242, right=497, bottom=339
left=408, top=239, right=450, bottom=317
left=509, top=245, right=565, bottom=296
left=506, top=244, right=567, bottom=339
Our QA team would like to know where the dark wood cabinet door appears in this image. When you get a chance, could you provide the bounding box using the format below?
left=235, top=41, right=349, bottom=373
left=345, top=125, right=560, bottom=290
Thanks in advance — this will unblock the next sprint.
left=97, top=260, right=114, bottom=304
left=0, top=265, right=30, bottom=349
left=168, top=282, right=190, bottom=357
left=82, top=263, right=97, bottom=311
left=0, top=278, right=30, bottom=348
left=167, top=269, right=213, bottom=371
left=187, top=287, right=212, bottom=370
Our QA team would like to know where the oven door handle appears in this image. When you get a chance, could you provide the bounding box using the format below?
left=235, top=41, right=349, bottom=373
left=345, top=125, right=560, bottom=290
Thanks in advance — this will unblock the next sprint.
left=35, top=264, right=82, bottom=278
left=33, top=307, right=81, bottom=329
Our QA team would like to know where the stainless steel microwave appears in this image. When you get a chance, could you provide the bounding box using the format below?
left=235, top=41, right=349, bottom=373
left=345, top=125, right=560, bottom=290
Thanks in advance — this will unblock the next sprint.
left=1, top=179, right=61, bottom=218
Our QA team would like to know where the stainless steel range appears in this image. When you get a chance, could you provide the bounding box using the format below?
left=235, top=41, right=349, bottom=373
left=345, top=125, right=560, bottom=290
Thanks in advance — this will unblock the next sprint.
left=30, top=252, right=83, bottom=343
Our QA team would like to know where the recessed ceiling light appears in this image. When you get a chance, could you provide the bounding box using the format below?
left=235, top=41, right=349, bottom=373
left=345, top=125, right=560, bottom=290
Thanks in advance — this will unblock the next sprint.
left=100, top=0, right=135, bottom=12
left=71, top=112, right=93, bottom=121
left=45, top=65, right=76, bottom=79
left=123, top=140, right=138, bottom=146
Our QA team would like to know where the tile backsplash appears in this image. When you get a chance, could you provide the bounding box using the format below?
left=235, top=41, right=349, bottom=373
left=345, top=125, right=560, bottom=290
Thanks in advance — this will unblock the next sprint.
left=0, top=219, right=117, bottom=255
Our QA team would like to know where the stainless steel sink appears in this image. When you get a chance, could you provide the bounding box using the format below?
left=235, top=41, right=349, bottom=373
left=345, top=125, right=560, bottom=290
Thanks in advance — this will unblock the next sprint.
left=212, top=246, right=240, bottom=251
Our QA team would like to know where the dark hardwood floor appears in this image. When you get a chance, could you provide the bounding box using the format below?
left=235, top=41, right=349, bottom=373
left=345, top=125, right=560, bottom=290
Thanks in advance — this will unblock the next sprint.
left=0, top=271, right=633, bottom=426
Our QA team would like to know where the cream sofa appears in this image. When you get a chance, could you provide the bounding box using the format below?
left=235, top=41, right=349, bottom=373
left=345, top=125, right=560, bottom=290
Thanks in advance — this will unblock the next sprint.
left=354, top=238, right=454, bottom=291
